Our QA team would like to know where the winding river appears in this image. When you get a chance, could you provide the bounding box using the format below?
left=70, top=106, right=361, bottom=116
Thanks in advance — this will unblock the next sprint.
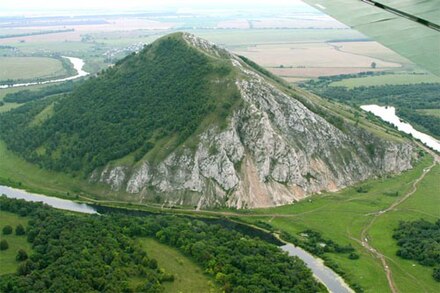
left=0, top=56, right=88, bottom=89
left=0, top=185, right=353, bottom=292
left=361, top=104, right=440, bottom=152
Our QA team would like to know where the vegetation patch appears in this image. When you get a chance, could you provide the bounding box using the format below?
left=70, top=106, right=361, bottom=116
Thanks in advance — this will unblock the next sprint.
left=0, top=211, right=32, bottom=275
left=138, top=238, right=217, bottom=292
left=393, top=219, right=440, bottom=282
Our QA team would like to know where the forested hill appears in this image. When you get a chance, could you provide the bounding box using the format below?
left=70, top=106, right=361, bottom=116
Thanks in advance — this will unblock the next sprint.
left=0, top=33, right=415, bottom=208
left=0, top=32, right=239, bottom=174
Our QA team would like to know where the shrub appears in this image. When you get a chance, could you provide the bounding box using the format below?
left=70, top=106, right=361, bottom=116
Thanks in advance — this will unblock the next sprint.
left=2, top=225, right=12, bottom=235
left=15, top=224, right=25, bottom=235
left=16, top=249, right=28, bottom=261
left=0, top=239, right=8, bottom=250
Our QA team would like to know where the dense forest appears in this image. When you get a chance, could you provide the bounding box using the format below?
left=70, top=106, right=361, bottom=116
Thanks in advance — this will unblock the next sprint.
left=0, top=33, right=239, bottom=174
left=301, top=74, right=440, bottom=138
left=0, top=196, right=326, bottom=292
left=392, top=219, right=440, bottom=281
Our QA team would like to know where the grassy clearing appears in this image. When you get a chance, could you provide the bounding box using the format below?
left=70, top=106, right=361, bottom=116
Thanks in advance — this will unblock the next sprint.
left=0, top=140, right=117, bottom=201
left=0, top=57, right=67, bottom=81
left=236, top=155, right=436, bottom=293
left=417, top=109, right=440, bottom=118
left=330, top=73, right=440, bottom=88
left=0, top=211, right=31, bottom=275
left=138, top=238, right=217, bottom=293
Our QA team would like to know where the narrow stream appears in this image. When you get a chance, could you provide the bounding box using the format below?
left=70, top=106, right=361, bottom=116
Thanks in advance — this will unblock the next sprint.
left=0, top=184, right=353, bottom=292
left=361, top=104, right=440, bottom=152
left=0, top=56, right=88, bottom=89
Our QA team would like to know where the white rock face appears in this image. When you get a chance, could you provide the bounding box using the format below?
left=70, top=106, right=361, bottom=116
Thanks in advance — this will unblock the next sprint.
left=94, top=35, right=414, bottom=208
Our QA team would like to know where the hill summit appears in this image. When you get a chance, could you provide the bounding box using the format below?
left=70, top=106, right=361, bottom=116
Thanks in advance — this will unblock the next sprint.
left=0, top=32, right=415, bottom=208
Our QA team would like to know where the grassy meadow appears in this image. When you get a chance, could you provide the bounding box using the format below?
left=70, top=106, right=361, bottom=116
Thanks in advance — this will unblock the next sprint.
left=0, top=57, right=67, bottom=81
left=0, top=211, right=32, bottom=275
left=137, top=238, right=218, bottom=293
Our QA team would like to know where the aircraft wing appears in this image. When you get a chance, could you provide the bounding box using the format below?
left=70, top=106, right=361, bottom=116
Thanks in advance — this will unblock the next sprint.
left=301, top=0, right=440, bottom=76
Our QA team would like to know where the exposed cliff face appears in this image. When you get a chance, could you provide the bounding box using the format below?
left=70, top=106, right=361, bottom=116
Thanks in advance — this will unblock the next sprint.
left=92, top=33, right=414, bottom=208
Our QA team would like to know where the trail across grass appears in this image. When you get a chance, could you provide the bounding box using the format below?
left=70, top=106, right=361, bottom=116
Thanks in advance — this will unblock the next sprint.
left=235, top=155, right=439, bottom=293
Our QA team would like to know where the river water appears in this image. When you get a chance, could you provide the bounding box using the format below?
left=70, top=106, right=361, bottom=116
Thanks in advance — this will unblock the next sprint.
left=280, top=244, right=353, bottom=293
left=361, top=104, right=440, bottom=152
left=0, top=185, right=96, bottom=214
left=0, top=56, right=88, bottom=89
left=0, top=185, right=353, bottom=292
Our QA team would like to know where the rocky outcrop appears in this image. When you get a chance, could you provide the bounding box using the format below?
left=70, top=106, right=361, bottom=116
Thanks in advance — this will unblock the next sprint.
left=92, top=34, right=415, bottom=208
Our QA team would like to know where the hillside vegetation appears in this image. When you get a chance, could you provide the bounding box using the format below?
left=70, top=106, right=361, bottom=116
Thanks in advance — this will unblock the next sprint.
left=0, top=33, right=239, bottom=174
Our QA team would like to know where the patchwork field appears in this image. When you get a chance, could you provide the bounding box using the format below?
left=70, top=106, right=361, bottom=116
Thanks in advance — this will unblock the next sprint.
left=234, top=41, right=407, bottom=80
left=0, top=57, right=67, bottom=81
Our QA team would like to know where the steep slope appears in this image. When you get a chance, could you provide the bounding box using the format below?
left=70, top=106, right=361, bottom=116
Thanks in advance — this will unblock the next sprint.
left=0, top=32, right=415, bottom=208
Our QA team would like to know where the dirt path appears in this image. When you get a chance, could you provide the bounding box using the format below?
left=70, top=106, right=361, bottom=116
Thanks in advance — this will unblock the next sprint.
left=359, top=147, right=437, bottom=293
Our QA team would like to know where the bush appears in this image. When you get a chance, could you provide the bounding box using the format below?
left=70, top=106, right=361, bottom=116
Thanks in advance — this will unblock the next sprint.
left=15, top=224, right=25, bottom=235
left=2, top=225, right=12, bottom=235
left=16, top=249, right=28, bottom=261
left=348, top=252, right=360, bottom=260
left=0, top=239, right=8, bottom=250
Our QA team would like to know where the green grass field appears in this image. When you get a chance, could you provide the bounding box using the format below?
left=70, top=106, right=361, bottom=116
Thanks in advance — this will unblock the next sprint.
left=0, top=57, right=67, bottom=81
left=236, top=155, right=439, bottom=293
left=0, top=211, right=32, bottom=275
left=368, top=164, right=440, bottom=293
left=330, top=73, right=440, bottom=88
left=417, top=109, right=440, bottom=118
left=138, top=238, right=217, bottom=293
left=0, top=140, right=117, bottom=201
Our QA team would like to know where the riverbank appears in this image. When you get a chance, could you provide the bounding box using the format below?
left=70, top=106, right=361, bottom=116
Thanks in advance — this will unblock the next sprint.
left=0, top=184, right=354, bottom=293
left=0, top=56, right=88, bottom=89
left=361, top=104, right=440, bottom=152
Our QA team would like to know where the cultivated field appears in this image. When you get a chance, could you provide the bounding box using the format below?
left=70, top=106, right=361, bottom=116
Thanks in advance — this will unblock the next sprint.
left=330, top=73, right=440, bottom=88
left=330, top=41, right=412, bottom=64
left=0, top=57, right=67, bottom=81
left=234, top=41, right=405, bottom=80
